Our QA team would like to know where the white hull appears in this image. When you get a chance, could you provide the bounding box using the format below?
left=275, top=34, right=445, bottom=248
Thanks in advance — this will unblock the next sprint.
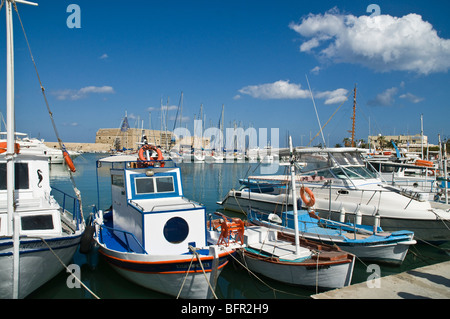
left=240, top=250, right=354, bottom=289
left=98, top=244, right=229, bottom=299
left=0, top=235, right=82, bottom=299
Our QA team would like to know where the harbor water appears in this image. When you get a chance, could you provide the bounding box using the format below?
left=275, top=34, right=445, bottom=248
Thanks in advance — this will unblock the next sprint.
left=27, top=153, right=450, bottom=299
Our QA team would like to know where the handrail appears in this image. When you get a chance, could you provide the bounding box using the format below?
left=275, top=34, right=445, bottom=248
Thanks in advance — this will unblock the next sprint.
left=51, top=186, right=82, bottom=231
left=96, top=222, right=147, bottom=254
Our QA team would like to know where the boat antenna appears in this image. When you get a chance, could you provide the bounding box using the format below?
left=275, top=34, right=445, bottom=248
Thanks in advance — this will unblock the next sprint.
left=305, top=75, right=326, bottom=148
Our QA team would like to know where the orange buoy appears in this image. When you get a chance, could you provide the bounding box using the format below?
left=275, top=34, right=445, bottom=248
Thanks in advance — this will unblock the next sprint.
left=63, top=150, right=76, bottom=173
left=300, top=186, right=315, bottom=207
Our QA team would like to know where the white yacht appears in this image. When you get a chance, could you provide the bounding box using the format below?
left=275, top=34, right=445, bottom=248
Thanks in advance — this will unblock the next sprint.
left=219, top=148, right=450, bottom=243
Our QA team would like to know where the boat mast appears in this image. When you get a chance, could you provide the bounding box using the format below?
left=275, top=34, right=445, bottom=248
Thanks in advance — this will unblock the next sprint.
left=289, top=136, right=301, bottom=256
left=5, top=0, right=39, bottom=300
left=349, top=84, right=356, bottom=147
left=6, top=0, right=16, bottom=238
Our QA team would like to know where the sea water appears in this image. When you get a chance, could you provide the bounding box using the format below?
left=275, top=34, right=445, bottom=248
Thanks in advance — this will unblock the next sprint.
left=27, top=153, right=450, bottom=299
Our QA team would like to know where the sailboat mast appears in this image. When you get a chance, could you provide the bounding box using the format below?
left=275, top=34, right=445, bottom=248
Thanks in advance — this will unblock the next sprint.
left=289, top=136, right=301, bottom=256
left=350, top=84, right=356, bottom=147
left=5, top=0, right=38, bottom=300
left=6, top=0, right=15, bottom=237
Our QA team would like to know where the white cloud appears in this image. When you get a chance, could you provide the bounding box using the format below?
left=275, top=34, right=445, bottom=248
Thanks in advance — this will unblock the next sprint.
left=99, top=53, right=109, bottom=60
left=310, top=66, right=321, bottom=74
left=368, top=87, right=398, bottom=106
left=238, top=80, right=310, bottom=99
left=290, top=9, right=450, bottom=74
left=316, top=88, right=349, bottom=104
left=52, top=86, right=115, bottom=100
left=399, top=92, right=424, bottom=103
left=237, top=80, right=347, bottom=104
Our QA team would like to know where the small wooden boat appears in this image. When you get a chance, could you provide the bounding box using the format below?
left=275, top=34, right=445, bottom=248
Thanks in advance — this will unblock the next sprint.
left=239, top=137, right=355, bottom=290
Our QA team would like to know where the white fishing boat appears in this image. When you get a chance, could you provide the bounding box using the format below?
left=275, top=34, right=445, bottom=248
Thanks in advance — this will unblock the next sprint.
left=93, top=145, right=242, bottom=298
left=248, top=207, right=416, bottom=265
left=0, top=0, right=85, bottom=298
left=238, top=138, right=355, bottom=290
left=220, top=147, right=450, bottom=243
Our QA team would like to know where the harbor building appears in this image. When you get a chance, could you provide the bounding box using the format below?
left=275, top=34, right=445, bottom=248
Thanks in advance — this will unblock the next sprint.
left=368, top=134, right=430, bottom=151
left=95, top=128, right=210, bottom=151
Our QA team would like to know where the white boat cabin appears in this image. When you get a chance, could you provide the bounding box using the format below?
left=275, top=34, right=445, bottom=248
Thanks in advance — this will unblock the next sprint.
left=0, top=155, right=64, bottom=237
left=105, top=158, right=208, bottom=255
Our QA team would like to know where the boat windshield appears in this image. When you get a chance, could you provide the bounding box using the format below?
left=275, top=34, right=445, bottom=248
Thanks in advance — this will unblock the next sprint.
left=334, top=166, right=376, bottom=179
left=296, top=150, right=375, bottom=180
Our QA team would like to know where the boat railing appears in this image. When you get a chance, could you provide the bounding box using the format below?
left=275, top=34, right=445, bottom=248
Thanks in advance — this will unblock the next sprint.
left=51, top=187, right=83, bottom=230
left=249, top=208, right=372, bottom=237
left=97, top=222, right=147, bottom=254
left=98, top=159, right=177, bottom=170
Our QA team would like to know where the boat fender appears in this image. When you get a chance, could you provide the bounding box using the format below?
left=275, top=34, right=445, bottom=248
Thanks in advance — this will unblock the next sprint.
left=339, top=207, right=346, bottom=223
left=63, top=150, right=76, bottom=173
left=79, top=215, right=95, bottom=254
left=355, top=210, right=362, bottom=225
left=300, top=186, right=315, bottom=207
left=373, top=213, right=380, bottom=234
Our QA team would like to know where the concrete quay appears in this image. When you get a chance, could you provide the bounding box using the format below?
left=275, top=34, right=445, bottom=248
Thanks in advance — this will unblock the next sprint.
left=312, top=261, right=450, bottom=299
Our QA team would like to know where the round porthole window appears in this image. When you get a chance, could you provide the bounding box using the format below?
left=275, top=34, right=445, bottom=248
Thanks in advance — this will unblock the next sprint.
left=163, top=217, right=189, bottom=244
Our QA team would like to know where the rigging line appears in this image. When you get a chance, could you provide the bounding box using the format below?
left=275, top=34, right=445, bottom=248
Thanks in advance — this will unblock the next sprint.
left=13, top=2, right=83, bottom=217
left=231, top=249, right=308, bottom=298
left=307, top=90, right=352, bottom=147
left=305, top=75, right=326, bottom=147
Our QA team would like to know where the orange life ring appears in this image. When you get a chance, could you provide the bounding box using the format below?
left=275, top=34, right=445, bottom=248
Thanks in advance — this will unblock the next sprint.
left=0, top=142, right=20, bottom=154
left=63, top=150, right=76, bottom=173
left=300, top=186, right=315, bottom=207
left=138, top=144, right=165, bottom=167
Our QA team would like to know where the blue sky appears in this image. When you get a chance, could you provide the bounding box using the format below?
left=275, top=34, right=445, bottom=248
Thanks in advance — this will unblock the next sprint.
left=1, top=0, right=450, bottom=148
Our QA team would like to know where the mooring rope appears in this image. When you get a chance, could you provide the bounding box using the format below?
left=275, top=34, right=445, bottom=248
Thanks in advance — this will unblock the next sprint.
left=177, top=246, right=218, bottom=299
left=29, top=236, right=100, bottom=299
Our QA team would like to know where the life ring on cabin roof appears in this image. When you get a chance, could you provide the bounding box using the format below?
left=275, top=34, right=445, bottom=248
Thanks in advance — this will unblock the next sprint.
left=300, top=186, right=315, bottom=207
left=138, top=144, right=165, bottom=167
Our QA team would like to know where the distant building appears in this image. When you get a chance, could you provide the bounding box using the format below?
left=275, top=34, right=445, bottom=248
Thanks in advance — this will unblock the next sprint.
left=368, top=134, right=432, bottom=151
left=95, top=128, right=210, bottom=151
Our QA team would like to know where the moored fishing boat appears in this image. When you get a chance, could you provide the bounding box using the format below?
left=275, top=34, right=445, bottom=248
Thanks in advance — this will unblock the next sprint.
left=93, top=145, right=242, bottom=298
left=238, top=138, right=355, bottom=290
left=248, top=204, right=416, bottom=265
left=0, top=0, right=85, bottom=299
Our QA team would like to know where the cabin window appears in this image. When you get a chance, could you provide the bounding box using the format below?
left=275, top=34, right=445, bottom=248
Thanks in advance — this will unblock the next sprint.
left=163, top=217, right=189, bottom=244
left=111, top=174, right=124, bottom=188
left=21, top=215, right=54, bottom=231
left=135, top=176, right=175, bottom=195
left=0, top=163, right=29, bottom=190
left=155, top=177, right=174, bottom=193
left=135, top=177, right=155, bottom=194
